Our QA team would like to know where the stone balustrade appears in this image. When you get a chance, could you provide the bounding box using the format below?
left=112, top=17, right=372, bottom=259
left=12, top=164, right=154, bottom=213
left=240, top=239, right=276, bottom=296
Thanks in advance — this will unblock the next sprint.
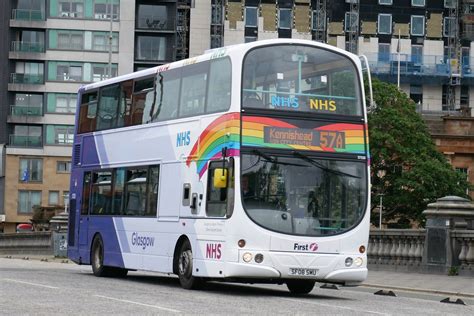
left=368, top=228, right=474, bottom=275
left=368, top=229, right=425, bottom=269
left=451, top=230, right=474, bottom=274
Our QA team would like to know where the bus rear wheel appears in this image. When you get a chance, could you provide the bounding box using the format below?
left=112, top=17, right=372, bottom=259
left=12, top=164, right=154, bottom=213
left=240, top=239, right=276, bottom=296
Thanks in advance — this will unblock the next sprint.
left=286, top=280, right=316, bottom=295
left=91, top=235, right=127, bottom=278
left=177, top=240, right=202, bottom=289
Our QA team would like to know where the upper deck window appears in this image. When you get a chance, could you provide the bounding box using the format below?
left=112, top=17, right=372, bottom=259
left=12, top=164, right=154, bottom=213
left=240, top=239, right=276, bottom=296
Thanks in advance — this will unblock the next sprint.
left=242, top=44, right=362, bottom=116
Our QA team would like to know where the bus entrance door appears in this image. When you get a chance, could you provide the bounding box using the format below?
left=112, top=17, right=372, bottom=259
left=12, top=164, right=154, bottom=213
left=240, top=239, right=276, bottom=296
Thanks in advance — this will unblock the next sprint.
left=78, top=172, right=91, bottom=249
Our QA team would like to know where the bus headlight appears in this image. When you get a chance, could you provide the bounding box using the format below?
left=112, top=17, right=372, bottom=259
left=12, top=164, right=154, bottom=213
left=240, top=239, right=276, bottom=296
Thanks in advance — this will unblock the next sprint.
left=243, top=252, right=252, bottom=263
left=254, top=253, right=264, bottom=263
left=354, top=257, right=363, bottom=267
left=345, top=257, right=353, bottom=267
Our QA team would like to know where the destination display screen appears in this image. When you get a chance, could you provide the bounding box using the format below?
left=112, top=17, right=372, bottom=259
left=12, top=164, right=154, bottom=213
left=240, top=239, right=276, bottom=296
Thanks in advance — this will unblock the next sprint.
left=242, top=115, right=368, bottom=156
left=264, top=126, right=345, bottom=149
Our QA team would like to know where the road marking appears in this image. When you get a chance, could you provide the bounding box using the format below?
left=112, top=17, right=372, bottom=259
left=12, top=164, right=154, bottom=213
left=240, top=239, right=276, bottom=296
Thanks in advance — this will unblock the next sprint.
left=94, top=295, right=181, bottom=313
left=2, top=278, right=59, bottom=289
left=281, top=298, right=390, bottom=315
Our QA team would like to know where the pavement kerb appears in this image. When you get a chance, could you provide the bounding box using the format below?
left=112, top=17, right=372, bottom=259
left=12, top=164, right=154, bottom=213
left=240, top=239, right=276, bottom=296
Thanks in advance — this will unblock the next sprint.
left=361, top=282, right=474, bottom=299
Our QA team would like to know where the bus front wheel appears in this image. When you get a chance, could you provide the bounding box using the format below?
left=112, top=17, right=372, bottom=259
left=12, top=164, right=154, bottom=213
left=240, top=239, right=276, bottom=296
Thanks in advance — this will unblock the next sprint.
left=286, top=280, right=315, bottom=295
left=177, top=240, right=202, bottom=289
left=91, top=235, right=127, bottom=278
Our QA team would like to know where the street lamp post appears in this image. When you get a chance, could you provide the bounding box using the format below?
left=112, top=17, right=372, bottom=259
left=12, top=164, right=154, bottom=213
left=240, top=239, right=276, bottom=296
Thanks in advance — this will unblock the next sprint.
left=379, top=193, right=384, bottom=229
left=376, top=169, right=386, bottom=229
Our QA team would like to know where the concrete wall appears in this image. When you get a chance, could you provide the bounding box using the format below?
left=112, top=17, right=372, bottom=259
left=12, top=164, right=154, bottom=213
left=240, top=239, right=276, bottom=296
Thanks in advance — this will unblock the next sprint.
left=0, top=232, right=53, bottom=255
left=423, top=85, right=443, bottom=112
left=190, top=0, right=211, bottom=57
left=118, top=0, right=135, bottom=75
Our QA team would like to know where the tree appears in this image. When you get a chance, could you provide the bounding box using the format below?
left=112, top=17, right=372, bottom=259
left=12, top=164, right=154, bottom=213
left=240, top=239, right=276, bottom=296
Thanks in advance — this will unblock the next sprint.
left=367, top=78, right=469, bottom=226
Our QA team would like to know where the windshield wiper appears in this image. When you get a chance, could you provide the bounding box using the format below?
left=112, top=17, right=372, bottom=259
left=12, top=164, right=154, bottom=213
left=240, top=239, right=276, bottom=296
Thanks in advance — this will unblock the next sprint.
left=252, top=149, right=306, bottom=167
left=292, top=151, right=360, bottom=179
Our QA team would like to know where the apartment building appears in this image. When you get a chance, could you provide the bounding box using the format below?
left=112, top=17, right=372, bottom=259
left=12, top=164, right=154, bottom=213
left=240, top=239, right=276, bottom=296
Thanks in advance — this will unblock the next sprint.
left=0, top=0, right=191, bottom=233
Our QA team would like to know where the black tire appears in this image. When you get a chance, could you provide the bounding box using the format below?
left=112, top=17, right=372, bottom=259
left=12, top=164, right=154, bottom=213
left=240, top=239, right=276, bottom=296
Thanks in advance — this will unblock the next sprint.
left=91, top=235, right=126, bottom=278
left=286, top=280, right=316, bottom=295
left=177, top=240, right=202, bottom=289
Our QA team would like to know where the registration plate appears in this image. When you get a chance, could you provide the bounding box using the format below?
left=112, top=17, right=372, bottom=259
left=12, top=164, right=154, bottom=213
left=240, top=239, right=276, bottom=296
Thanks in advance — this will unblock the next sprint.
left=288, top=268, right=318, bottom=276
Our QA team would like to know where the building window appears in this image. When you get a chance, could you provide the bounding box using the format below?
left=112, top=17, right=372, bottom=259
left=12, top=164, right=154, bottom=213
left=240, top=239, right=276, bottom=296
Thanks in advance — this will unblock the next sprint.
left=56, top=64, right=82, bottom=81
left=63, top=191, right=70, bottom=208
left=461, top=85, right=469, bottom=108
left=278, top=8, right=292, bottom=29
left=412, top=45, right=423, bottom=64
left=58, top=0, right=84, bottom=18
left=445, top=0, right=456, bottom=8
left=410, top=84, right=423, bottom=105
left=57, top=31, right=83, bottom=50
left=51, top=125, right=75, bottom=145
left=11, top=125, right=42, bottom=147
left=378, top=14, right=392, bottom=34
left=19, top=158, right=43, bottom=182
left=443, top=17, right=456, bottom=38
left=92, top=33, right=118, bottom=52
left=345, top=12, right=358, bottom=32
left=18, top=190, right=42, bottom=214
left=54, top=94, right=76, bottom=113
left=245, top=7, right=258, bottom=27
left=210, top=35, right=222, bottom=48
left=57, top=161, right=72, bottom=173
left=94, top=0, right=119, bottom=20
left=379, top=0, right=392, bottom=4
left=136, top=36, right=167, bottom=61
left=411, top=15, right=425, bottom=36
left=312, top=10, right=325, bottom=31
left=49, top=191, right=60, bottom=205
left=244, top=36, right=257, bottom=43
left=212, top=4, right=223, bottom=25
left=411, top=0, right=425, bottom=7
left=378, top=43, right=391, bottom=62
left=92, top=65, right=117, bottom=82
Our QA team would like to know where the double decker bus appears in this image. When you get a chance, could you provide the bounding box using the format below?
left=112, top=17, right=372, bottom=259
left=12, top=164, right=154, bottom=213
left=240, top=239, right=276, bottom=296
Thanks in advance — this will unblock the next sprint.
left=67, top=39, right=371, bottom=294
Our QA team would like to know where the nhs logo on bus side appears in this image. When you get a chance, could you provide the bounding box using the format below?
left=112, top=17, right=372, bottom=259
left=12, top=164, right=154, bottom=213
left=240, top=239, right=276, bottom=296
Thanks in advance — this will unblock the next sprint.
left=176, top=131, right=191, bottom=147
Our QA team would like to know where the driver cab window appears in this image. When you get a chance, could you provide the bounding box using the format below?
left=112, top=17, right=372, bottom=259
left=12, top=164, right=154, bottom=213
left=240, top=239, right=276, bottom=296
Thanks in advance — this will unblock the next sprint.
left=206, top=159, right=234, bottom=217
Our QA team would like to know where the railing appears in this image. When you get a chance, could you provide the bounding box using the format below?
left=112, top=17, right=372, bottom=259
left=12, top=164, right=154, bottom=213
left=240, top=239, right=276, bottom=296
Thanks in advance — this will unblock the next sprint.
left=11, top=9, right=45, bottom=21
left=137, top=18, right=174, bottom=31
left=10, top=105, right=43, bottom=116
left=10, top=41, right=45, bottom=53
left=9, top=135, right=43, bottom=147
left=369, top=229, right=474, bottom=274
left=451, top=231, right=474, bottom=272
left=368, top=229, right=425, bottom=266
left=364, top=53, right=474, bottom=78
left=10, top=73, right=44, bottom=84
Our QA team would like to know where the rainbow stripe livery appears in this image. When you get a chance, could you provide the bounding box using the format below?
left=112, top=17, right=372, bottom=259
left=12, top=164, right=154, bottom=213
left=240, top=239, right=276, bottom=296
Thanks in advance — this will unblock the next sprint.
left=186, top=112, right=241, bottom=178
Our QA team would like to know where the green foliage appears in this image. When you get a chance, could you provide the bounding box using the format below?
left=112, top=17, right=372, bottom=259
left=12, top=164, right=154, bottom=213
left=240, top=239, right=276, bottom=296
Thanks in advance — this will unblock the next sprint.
left=367, top=78, right=469, bottom=226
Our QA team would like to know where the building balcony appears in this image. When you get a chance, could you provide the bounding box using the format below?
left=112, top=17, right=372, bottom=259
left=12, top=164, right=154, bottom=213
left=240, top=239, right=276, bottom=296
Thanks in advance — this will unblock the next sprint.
left=11, top=9, right=45, bottom=21
left=11, top=41, right=45, bottom=53
left=9, top=135, right=43, bottom=148
left=10, top=105, right=43, bottom=117
left=10, top=73, right=44, bottom=84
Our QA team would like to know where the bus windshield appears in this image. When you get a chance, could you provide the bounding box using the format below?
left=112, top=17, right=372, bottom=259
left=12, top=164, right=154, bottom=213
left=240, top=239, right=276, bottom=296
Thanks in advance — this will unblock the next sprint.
left=242, top=44, right=362, bottom=116
left=241, top=152, right=367, bottom=236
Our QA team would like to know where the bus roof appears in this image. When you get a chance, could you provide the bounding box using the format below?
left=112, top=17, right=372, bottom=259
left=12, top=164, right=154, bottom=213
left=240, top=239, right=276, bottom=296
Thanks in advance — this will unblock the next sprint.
left=80, top=39, right=359, bottom=93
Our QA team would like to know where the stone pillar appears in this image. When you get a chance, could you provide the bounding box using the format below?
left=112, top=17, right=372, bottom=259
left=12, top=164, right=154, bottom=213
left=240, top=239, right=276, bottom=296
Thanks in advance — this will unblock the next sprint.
left=422, top=196, right=474, bottom=272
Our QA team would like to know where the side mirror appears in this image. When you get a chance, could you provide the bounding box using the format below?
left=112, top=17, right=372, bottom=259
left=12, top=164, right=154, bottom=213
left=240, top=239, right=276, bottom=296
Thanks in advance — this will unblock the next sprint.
left=213, top=168, right=228, bottom=188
